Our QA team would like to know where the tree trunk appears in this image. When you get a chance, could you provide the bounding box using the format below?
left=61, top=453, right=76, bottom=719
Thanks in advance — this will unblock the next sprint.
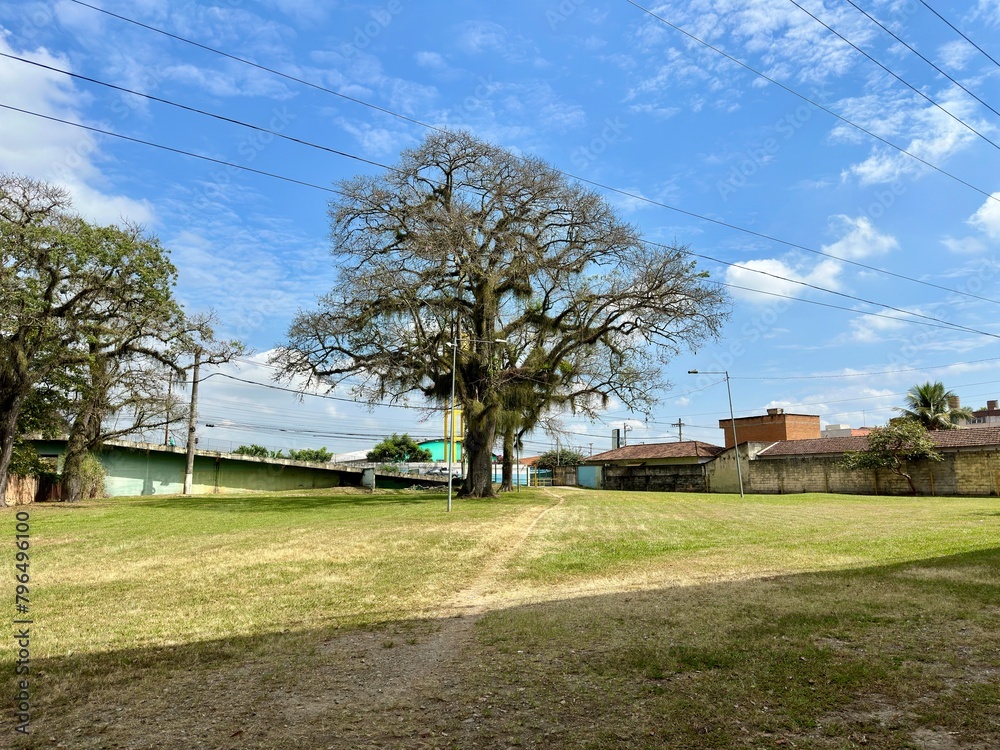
left=0, top=390, right=27, bottom=507
left=61, top=436, right=85, bottom=503
left=62, top=353, right=113, bottom=502
left=895, top=468, right=918, bottom=495
left=499, top=427, right=515, bottom=492
left=461, top=404, right=498, bottom=498
left=62, top=404, right=102, bottom=502
left=891, top=457, right=918, bottom=495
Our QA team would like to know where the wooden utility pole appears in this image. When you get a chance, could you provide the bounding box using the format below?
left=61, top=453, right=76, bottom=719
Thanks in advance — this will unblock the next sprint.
left=164, top=371, right=173, bottom=445
left=183, top=350, right=200, bottom=494
left=672, top=419, right=684, bottom=442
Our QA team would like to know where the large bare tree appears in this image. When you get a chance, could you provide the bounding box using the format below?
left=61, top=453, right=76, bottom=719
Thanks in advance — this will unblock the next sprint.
left=274, top=132, right=728, bottom=497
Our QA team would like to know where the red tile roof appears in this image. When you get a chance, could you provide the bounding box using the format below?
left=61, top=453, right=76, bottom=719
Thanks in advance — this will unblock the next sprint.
left=587, top=441, right=724, bottom=462
left=757, top=426, right=1000, bottom=457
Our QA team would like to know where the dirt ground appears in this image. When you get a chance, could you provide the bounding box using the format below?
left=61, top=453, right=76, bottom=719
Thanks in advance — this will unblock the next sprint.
left=15, top=489, right=583, bottom=749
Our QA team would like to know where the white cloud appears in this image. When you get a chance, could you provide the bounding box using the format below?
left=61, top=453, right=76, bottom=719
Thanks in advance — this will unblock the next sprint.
left=942, top=236, right=987, bottom=254
left=334, top=118, right=414, bottom=157
left=840, top=310, right=911, bottom=344
left=937, top=39, right=976, bottom=70
left=838, top=85, right=984, bottom=185
left=0, top=34, right=155, bottom=225
left=820, top=216, right=898, bottom=260
left=160, top=63, right=294, bottom=99
left=456, top=20, right=544, bottom=65
left=724, top=257, right=842, bottom=303
left=969, top=192, right=1000, bottom=239
left=627, top=0, right=874, bottom=115
left=415, top=51, right=446, bottom=68
left=265, top=0, right=335, bottom=25
left=973, top=0, right=1000, bottom=26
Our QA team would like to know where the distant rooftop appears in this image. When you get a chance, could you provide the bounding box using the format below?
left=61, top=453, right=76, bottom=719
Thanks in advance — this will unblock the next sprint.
left=588, top=441, right=725, bottom=462
left=758, top=426, right=1000, bottom=457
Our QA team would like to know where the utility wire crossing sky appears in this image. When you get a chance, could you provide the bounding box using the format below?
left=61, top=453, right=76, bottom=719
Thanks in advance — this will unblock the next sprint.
left=2, top=0, right=1000, bottom=453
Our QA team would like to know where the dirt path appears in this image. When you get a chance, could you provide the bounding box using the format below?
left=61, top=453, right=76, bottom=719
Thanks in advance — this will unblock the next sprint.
left=281, top=488, right=573, bottom=747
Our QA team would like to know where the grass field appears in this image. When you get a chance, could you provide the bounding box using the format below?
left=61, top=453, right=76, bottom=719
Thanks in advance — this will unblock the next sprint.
left=1, top=487, right=998, bottom=748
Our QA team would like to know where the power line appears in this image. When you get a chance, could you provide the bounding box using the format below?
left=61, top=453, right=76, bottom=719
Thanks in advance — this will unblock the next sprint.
left=731, top=355, right=1000, bottom=380
left=623, top=0, right=1000, bottom=205
left=7, top=98, right=999, bottom=342
left=786, top=0, right=1000, bottom=152
left=841, top=0, right=1000, bottom=123
left=47, top=3, right=1000, bottom=307
left=63, top=0, right=441, bottom=135
left=666, top=241, right=1000, bottom=339
left=0, top=103, right=339, bottom=195
left=206, top=372, right=441, bottom=411
left=709, top=280, right=1000, bottom=335
left=0, top=52, right=399, bottom=176
left=919, top=0, right=1000, bottom=71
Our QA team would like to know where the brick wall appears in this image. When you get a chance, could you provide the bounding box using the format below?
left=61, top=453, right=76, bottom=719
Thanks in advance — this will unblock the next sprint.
left=719, top=413, right=821, bottom=448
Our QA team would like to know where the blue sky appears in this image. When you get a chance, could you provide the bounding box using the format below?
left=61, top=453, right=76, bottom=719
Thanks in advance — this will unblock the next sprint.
left=2, top=0, right=1000, bottom=457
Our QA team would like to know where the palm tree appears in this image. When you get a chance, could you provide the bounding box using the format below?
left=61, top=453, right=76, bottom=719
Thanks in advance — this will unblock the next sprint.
left=896, top=381, right=973, bottom=430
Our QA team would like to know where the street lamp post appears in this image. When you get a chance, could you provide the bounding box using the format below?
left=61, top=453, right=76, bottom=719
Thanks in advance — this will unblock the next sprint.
left=447, top=333, right=459, bottom=513
left=445, top=335, right=508, bottom=513
left=688, top=369, right=744, bottom=498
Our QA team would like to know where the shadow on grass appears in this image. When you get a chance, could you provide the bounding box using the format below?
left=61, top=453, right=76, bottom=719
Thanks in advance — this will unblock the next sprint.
left=4, top=547, right=998, bottom=749
left=128, top=489, right=540, bottom=513
left=132, top=492, right=440, bottom=512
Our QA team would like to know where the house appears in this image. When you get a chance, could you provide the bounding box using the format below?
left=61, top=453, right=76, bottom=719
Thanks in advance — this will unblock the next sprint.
left=577, top=405, right=1000, bottom=496
left=585, top=441, right=725, bottom=491
left=718, top=408, right=820, bottom=448
left=967, top=399, right=1000, bottom=427
left=417, top=439, right=463, bottom=462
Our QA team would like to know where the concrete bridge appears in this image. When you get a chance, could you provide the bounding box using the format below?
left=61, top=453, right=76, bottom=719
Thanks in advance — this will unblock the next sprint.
left=27, top=438, right=452, bottom=498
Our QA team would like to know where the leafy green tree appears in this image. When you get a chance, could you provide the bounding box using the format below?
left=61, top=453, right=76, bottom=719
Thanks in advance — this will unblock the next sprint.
left=896, top=381, right=973, bottom=430
left=366, top=434, right=433, bottom=463
left=287, top=447, right=333, bottom=462
left=0, top=175, right=188, bottom=504
left=535, top=447, right=586, bottom=469
left=234, top=444, right=271, bottom=458
left=842, top=420, right=943, bottom=494
left=275, top=132, right=727, bottom=498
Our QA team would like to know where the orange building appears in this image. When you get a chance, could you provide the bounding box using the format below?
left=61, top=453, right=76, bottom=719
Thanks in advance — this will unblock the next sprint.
left=718, top=408, right=821, bottom=449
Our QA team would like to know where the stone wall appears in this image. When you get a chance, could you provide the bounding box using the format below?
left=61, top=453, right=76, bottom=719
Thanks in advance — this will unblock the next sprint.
left=747, top=448, right=1000, bottom=496
left=603, top=462, right=707, bottom=492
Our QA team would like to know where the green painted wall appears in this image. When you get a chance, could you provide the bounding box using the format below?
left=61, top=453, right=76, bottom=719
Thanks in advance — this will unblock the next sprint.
left=418, top=439, right=463, bottom=462
left=30, top=441, right=345, bottom=496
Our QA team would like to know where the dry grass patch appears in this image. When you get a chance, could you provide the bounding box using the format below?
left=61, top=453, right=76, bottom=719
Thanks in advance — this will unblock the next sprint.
left=0, top=489, right=997, bottom=748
